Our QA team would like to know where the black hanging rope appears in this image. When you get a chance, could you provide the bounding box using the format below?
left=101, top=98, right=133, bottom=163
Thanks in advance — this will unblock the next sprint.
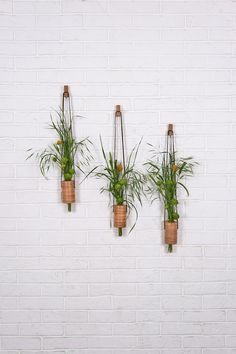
left=113, top=105, right=127, bottom=211
left=114, top=105, right=126, bottom=170
left=61, top=85, right=74, bottom=181
left=164, top=124, right=178, bottom=229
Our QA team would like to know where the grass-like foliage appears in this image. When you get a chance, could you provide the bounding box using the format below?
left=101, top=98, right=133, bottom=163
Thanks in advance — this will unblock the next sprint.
left=145, top=147, right=197, bottom=223
left=27, top=110, right=93, bottom=182
left=145, top=146, right=197, bottom=251
left=94, top=137, right=145, bottom=235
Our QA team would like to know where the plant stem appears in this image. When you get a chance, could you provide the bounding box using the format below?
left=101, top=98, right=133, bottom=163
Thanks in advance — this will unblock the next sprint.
left=118, top=228, right=122, bottom=236
left=68, top=203, right=72, bottom=212
left=168, top=244, right=173, bottom=253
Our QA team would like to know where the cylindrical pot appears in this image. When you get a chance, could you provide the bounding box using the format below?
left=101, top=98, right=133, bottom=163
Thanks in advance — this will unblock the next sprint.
left=114, top=205, right=127, bottom=228
left=61, top=180, right=75, bottom=204
left=164, top=221, right=177, bottom=245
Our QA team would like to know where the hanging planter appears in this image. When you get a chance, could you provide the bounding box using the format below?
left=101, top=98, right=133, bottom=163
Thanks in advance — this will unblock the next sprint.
left=93, top=105, right=145, bottom=236
left=114, top=204, right=127, bottom=236
left=164, top=221, right=177, bottom=246
left=27, top=85, right=93, bottom=212
left=145, top=124, right=197, bottom=252
left=61, top=180, right=75, bottom=211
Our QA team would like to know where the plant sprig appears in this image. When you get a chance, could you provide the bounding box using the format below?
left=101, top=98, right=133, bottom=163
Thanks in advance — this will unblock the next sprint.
left=145, top=148, right=197, bottom=223
left=27, top=110, right=93, bottom=181
left=93, top=137, right=145, bottom=234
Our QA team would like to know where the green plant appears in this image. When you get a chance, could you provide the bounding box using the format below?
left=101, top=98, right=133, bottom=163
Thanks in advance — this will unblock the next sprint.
left=145, top=147, right=197, bottom=252
left=27, top=109, right=93, bottom=211
left=94, top=138, right=145, bottom=236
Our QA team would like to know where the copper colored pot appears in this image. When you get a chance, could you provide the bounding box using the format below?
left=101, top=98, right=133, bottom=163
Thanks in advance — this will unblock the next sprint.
left=164, top=221, right=177, bottom=245
left=114, top=205, right=127, bottom=228
left=61, top=180, right=75, bottom=204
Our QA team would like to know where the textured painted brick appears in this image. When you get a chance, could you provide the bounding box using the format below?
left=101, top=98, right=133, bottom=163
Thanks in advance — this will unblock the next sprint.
left=133, top=14, right=185, bottom=28
left=138, top=335, right=181, bottom=348
left=65, top=270, right=110, bottom=283
left=183, top=310, right=226, bottom=322
left=15, top=29, right=60, bottom=41
left=202, top=322, right=236, bottom=335
left=43, top=337, right=87, bottom=350
left=85, top=14, right=132, bottom=27
left=42, top=284, right=88, bottom=296
left=20, top=323, right=64, bottom=336
left=161, top=323, right=201, bottom=335
left=88, top=310, right=136, bottom=323
left=1, top=310, right=41, bottom=324
left=111, top=269, right=160, bottom=283
left=89, top=283, right=136, bottom=296
left=62, top=0, right=108, bottom=13
left=0, top=324, right=19, bottom=336
left=18, top=297, right=64, bottom=310
left=18, top=271, right=63, bottom=283
left=137, top=283, right=181, bottom=296
left=186, top=15, right=233, bottom=27
left=87, top=336, right=137, bottom=348
left=183, top=282, right=226, bottom=295
left=162, top=296, right=202, bottom=310
left=13, top=1, right=60, bottom=14
left=65, top=323, right=112, bottom=336
left=113, top=296, right=160, bottom=310
left=113, top=322, right=160, bottom=335
left=66, top=296, right=112, bottom=310
left=203, top=296, right=236, bottom=309
left=61, top=29, right=108, bottom=41
left=109, top=1, right=160, bottom=14
left=2, top=336, right=41, bottom=350
left=42, top=310, right=88, bottom=323
left=0, top=0, right=235, bottom=352
left=136, top=310, right=182, bottom=323
left=204, top=270, right=236, bottom=282
left=183, top=336, right=225, bottom=348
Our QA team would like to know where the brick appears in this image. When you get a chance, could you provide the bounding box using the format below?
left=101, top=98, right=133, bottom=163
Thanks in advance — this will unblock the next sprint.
left=88, top=310, right=135, bottom=323
left=15, top=29, right=60, bottom=41
left=65, top=323, right=112, bottom=336
left=183, top=310, right=226, bottom=322
left=62, top=0, right=108, bottom=13
left=1, top=310, right=41, bottom=324
left=89, top=283, right=136, bottom=296
left=42, top=310, right=88, bottom=323
left=186, top=15, right=233, bottom=28
left=138, top=335, right=181, bottom=348
left=66, top=296, right=112, bottom=310
left=18, top=297, right=64, bottom=310
left=136, top=310, right=182, bottom=322
left=87, top=336, right=137, bottom=348
left=162, top=296, right=202, bottom=309
left=133, top=15, right=185, bottom=28
left=43, top=337, right=87, bottom=350
left=2, top=336, right=41, bottom=350
left=183, top=336, right=225, bottom=348
left=13, top=1, right=60, bottom=14
left=161, top=323, right=201, bottom=335
left=109, top=1, right=160, bottom=14
left=85, top=14, right=131, bottom=27
left=20, top=323, right=64, bottom=336
left=0, top=0, right=12, bottom=13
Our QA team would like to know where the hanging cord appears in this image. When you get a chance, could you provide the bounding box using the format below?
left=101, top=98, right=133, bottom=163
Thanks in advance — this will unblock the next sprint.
left=114, top=105, right=126, bottom=169
left=61, top=85, right=75, bottom=181
left=61, top=86, right=68, bottom=182
left=113, top=104, right=126, bottom=208
left=62, top=85, right=73, bottom=137
left=164, top=124, right=178, bottom=229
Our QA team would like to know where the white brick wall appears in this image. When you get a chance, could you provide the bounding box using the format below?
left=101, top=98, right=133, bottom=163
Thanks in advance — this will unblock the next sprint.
left=0, top=0, right=235, bottom=352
